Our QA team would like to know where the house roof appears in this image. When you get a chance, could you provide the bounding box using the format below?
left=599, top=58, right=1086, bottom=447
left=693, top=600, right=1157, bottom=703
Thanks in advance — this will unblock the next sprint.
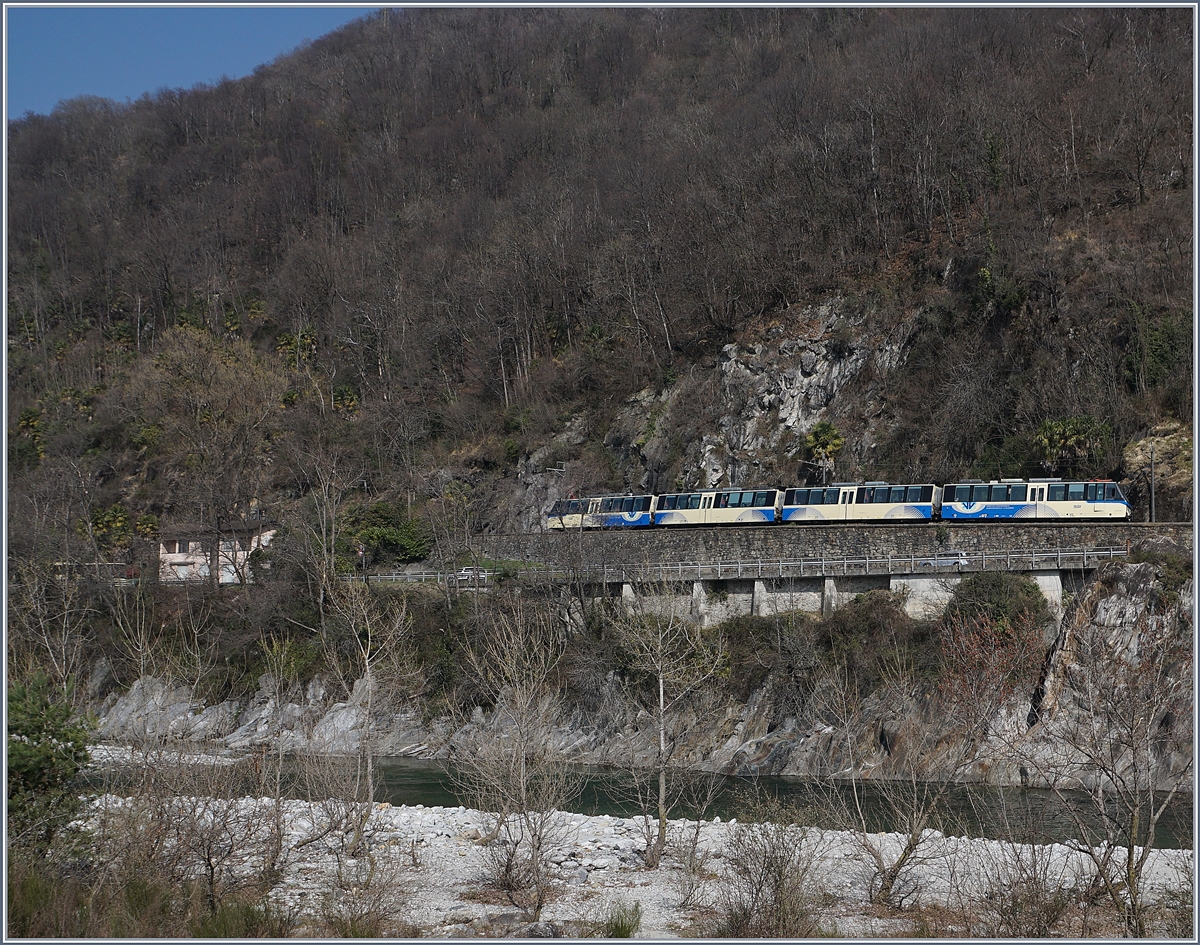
left=157, top=521, right=277, bottom=540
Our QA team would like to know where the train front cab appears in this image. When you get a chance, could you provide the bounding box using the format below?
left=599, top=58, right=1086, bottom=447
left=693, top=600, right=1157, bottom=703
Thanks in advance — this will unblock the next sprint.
left=939, top=479, right=1130, bottom=520
left=545, top=494, right=654, bottom=529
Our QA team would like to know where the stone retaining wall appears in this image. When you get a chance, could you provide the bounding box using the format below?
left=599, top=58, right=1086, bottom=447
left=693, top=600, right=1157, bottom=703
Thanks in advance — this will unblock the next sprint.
left=475, top=522, right=1191, bottom=567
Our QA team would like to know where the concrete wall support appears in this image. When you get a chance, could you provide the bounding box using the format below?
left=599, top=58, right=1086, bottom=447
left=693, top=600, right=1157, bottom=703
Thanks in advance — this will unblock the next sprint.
left=822, top=577, right=837, bottom=616
left=590, top=569, right=1073, bottom=626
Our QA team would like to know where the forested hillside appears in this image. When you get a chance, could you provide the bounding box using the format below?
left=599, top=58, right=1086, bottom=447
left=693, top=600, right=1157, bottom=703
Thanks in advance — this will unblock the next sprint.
left=7, top=7, right=1192, bottom=571
left=6, top=13, right=1194, bottom=934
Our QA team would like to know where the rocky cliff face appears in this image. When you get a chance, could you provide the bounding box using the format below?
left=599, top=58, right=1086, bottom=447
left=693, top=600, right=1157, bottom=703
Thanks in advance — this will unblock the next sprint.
left=510, top=297, right=921, bottom=528
left=96, top=553, right=1192, bottom=794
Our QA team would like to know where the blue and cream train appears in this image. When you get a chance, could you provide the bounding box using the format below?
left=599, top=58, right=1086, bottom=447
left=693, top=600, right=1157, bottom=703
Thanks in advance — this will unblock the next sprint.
left=545, top=479, right=1131, bottom=529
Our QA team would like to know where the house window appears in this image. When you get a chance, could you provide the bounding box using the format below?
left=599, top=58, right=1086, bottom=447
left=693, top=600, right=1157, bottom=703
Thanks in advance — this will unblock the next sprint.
left=173, top=564, right=189, bottom=581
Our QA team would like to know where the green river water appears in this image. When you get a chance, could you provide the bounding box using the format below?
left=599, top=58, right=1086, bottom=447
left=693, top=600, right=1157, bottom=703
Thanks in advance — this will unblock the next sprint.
left=372, top=757, right=1193, bottom=851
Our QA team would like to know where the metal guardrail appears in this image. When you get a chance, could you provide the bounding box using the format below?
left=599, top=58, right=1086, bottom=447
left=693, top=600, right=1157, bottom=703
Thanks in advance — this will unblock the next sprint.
left=365, top=546, right=1130, bottom=587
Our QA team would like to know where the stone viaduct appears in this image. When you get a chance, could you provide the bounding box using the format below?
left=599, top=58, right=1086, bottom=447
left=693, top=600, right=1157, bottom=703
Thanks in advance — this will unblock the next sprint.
left=460, top=522, right=1192, bottom=628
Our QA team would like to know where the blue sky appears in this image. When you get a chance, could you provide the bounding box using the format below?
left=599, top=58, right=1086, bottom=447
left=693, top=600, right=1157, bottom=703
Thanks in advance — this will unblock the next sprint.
left=5, top=5, right=379, bottom=118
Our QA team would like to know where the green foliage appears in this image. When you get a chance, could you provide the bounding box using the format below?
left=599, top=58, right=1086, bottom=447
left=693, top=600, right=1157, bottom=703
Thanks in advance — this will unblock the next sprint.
left=333, top=384, right=360, bottom=413
left=811, top=591, right=937, bottom=692
left=12, top=406, right=45, bottom=464
left=1033, top=416, right=1112, bottom=475
left=944, top=572, right=1049, bottom=633
left=189, top=898, right=294, bottom=938
left=718, top=615, right=794, bottom=701
left=973, top=265, right=1028, bottom=317
left=276, top=327, right=317, bottom=367
left=78, top=503, right=133, bottom=552
left=9, top=407, right=44, bottom=470
left=6, top=856, right=199, bottom=938
left=587, top=900, right=643, bottom=938
left=1125, top=305, right=1193, bottom=412
left=340, top=501, right=432, bottom=566
left=131, top=422, right=162, bottom=448
left=7, top=673, right=92, bottom=851
left=805, top=421, right=844, bottom=463
left=135, top=513, right=160, bottom=539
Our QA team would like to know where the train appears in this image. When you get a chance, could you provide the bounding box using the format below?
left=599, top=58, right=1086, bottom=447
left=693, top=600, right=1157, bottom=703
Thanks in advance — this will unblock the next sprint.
left=545, top=478, right=1131, bottom=529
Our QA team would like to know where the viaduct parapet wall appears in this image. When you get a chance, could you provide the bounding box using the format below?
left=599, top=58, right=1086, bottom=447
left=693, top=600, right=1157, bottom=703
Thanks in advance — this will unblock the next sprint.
left=474, top=522, right=1192, bottom=568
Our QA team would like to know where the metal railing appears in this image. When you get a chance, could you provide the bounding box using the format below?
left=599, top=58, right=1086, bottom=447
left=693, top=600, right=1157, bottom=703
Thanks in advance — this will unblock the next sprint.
left=365, top=546, right=1130, bottom=587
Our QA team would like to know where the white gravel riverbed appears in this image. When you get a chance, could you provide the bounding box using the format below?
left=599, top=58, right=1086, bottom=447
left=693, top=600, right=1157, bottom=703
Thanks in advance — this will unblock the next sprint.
left=80, top=791, right=1194, bottom=939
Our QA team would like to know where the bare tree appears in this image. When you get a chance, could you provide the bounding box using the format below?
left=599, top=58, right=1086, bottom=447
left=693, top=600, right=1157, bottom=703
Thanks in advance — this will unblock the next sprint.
left=451, top=595, right=582, bottom=919
left=7, top=557, right=95, bottom=703
left=323, top=579, right=417, bottom=856
left=606, top=578, right=726, bottom=868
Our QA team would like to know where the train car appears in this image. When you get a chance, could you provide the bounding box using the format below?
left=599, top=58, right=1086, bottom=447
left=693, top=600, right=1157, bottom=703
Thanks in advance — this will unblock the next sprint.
left=654, top=488, right=778, bottom=526
left=780, top=482, right=937, bottom=522
left=939, top=479, right=1131, bottom=520
left=545, top=494, right=655, bottom=530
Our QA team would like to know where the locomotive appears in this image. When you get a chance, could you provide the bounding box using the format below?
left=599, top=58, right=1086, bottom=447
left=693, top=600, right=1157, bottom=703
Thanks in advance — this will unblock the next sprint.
left=545, top=479, right=1131, bottom=529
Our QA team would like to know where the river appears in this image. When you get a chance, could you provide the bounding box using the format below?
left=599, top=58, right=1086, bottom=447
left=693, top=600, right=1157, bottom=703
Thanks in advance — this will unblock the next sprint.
left=373, top=757, right=1193, bottom=851
left=83, top=751, right=1192, bottom=850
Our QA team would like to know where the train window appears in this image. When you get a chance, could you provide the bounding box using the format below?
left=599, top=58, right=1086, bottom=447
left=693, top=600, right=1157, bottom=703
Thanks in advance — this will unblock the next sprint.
left=1085, top=483, right=1098, bottom=501
left=875, top=489, right=890, bottom=503
left=921, top=485, right=934, bottom=502
left=889, top=487, right=905, bottom=502
left=1067, top=483, right=1085, bottom=501
left=689, top=495, right=702, bottom=509
left=822, top=488, right=838, bottom=504
left=549, top=501, right=564, bottom=515
left=1010, top=484, right=1027, bottom=501
left=857, top=488, right=870, bottom=503
left=792, top=489, right=809, bottom=505
left=955, top=485, right=971, bottom=502
left=660, top=495, right=676, bottom=510
left=1048, top=484, right=1066, bottom=501
left=906, top=486, right=922, bottom=502
left=1104, top=484, right=1118, bottom=500
left=971, top=485, right=990, bottom=503
left=990, top=484, right=1008, bottom=501
left=620, top=497, right=632, bottom=512
left=755, top=491, right=770, bottom=507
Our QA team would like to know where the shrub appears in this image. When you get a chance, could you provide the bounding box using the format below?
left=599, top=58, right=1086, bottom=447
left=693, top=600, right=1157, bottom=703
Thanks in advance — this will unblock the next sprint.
left=189, top=898, right=295, bottom=938
left=6, top=672, right=91, bottom=852
left=586, top=900, right=643, bottom=938
left=712, top=795, right=827, bottom=938
left=944, top=571, right=1050, bottom=631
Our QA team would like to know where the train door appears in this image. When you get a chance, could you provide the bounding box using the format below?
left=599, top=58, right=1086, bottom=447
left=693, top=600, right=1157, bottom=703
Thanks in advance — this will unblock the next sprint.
left=701, top=493, right=713, bottom=525
left=840, top=487, right=855, bottom=521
